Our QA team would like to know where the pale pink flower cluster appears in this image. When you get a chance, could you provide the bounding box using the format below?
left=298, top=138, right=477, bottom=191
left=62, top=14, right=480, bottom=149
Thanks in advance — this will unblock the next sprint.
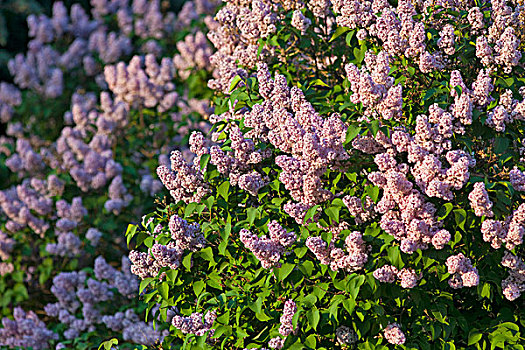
left=206, top=0, right=278, bottom=93
left=0, top=83, right=22, bottom=123
left=205, top=124, right=268, bottom=195
left=383, top=323, right=406, bottom=345
left=373, top=265, right=421, bottom=289
left=129, top=215, right=205, bottom=279
left=345, top=51, right=403, bottom=121
left=245, top=63, right=348, bottom=208
left=367, top=146, right=454, bottom=253
left=467, top=7, right=484, bottom=31
left=468, top=182, right=494, bottom=217
left=510, top=167, right=525, bottom=191
left=343, top=195, right=376, bottom=224
left=481, top=204, right=525, bottom=250
left=240, top=221, right=296, bottom=269
left=172, top=311, right=216, bottom=337
left=445, top=253, right=480, bottom=289
left=104, top=54, right=178, bottom=112
left=494, top=27, right=522, bottom=73
left=306, top=231, right=368, bottom=272
left=501, top=251, right=525, bottom=301
left=173, top=31, right=214, bottom=80
left=437, top=24, right=456, bottom=55
left=157, top=150, right=210, bottom=203
left=279, top=300, right=296, bottom=337
left=333, top=0, right=447, bottom=73
left=291, top=10, right=311, bottom=35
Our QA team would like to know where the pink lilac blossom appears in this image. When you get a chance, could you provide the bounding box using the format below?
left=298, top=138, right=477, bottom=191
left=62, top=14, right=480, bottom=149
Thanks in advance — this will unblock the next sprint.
left=173, top=31, right=214, bottom=80
left=157, top=150, right=210, bottom=204
left=501, top=251, right=525, bottom=301
left=468, top=182, right=494, bottom=217
left=206, top=0, right=278, bottom=93
left=510, top=167, right=525, bottom=191
left=481, top=203, right=525, bottom=250
left=104, top=54, right=178, bottom=112
left=291, top=10, right=311, bottom=35
left=306, top=231, right=368, bottom=272
left=0, top=83, right=22, bottom=123
left=129, top=215, right=205, bottom=279
left=383, top=323, right=406, bottom=345
left=240, top=221, right=296, bottom=269
left=172, top=311, right=216, bottom=338
left=445, top=253, right=479, bottom=289
left=278, top=300, right=296, bottom=337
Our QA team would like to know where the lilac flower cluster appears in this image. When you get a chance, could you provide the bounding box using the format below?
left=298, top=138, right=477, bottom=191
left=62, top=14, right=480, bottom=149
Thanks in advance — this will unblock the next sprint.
left=343, top=195, right=376, bottom=224
left=206, top=0, right=278, bottom=93
left=383, top=323, right=406, bottom=345
left=306, top=231, right=368, bottom=272
left=102, top=308, right=167, bottom=345
left=240, top=63, right=349, bottom=209
left=0, top=83, right=22, bottom=123
left=267, top=299, right=297, bottom=349
left=345, top=51, right=403, bottom=121
left=46, top=197, right=88, bottom=257
left=445, top=253, right=480, bottom=289
left=481, top=204, right=525, bottom=250
left=157, top=150, right=210, bottom=203
left=172, top=310, right=216, bottom=337
left=0, top=307, right=58, bottom=349
left=129, top=215, right=205, bottom=279
left=468, top=182, right=494, bottom=217
left=104, top=54, right=179, bottom=112
left=44, top=256, right=152, bottom=343
left=240, top=221, right=296, bottom=269
left=501, top=251, right=525, bottom=301
left=373, top=265, right=421, bottom=289
left=510, top=167, right=525, bottom=191
left=173, top=31, right=214, bottom=80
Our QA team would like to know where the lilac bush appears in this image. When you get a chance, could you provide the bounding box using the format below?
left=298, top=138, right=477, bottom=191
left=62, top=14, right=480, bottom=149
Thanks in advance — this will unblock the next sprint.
left=124, top=0, right=525, bottom=349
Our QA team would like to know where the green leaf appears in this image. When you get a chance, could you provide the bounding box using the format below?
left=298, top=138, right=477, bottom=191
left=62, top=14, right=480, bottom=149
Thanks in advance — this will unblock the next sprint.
left=159, top=282, right=169, bottom=300
left=468, top=331, right=483, bottom=345
left=454, top=209, right=467, bottom=231
left=139, top=278, right=154, bottom=294
left=325, top=206, right=340, bottom=224
left=229, top=75, right=243, bottom=92
left=218, top=181, right=230, bottom=200
left=330, top=27, right=349, bottom=42
left=345, top=126, right=361, bottom=144
left=307, top=307, right=320, bottom=330
left=99, top=338, right=119, bottom=350
left=276, top=263, right=294, bottom=282
left=494, top=137, right=509, bottom=154
left=370, top=120, right=380, bottom=137
left=438, top=203, right=454, bottom=220
left=125, top=224, right=138, bottom=247
left=345, top=30, right=356, bottom=46
left=200, top=153, right=210, bottom=170
left=303, top=205, right=320, bottom=224
left=193, top=280, right=205, bottom=296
